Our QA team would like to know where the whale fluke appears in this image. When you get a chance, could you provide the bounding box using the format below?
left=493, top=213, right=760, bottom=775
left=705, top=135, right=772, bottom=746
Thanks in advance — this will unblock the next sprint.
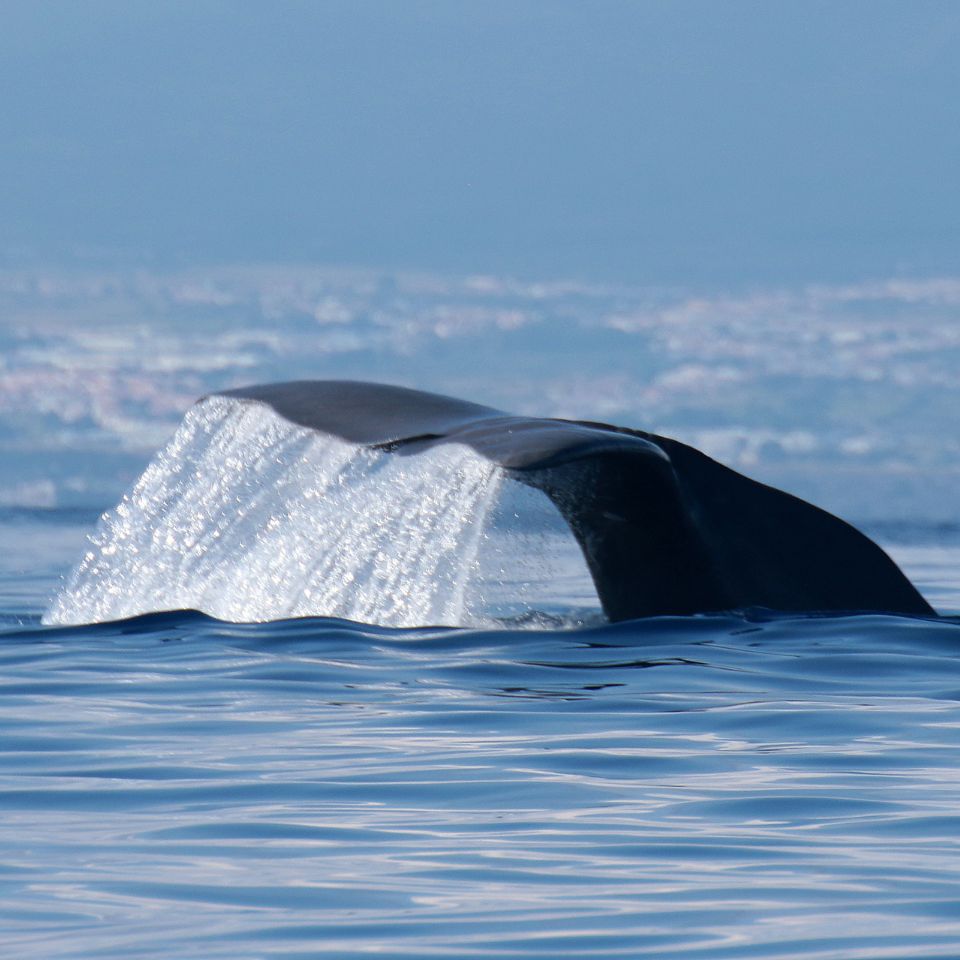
left=43, top=379, right=934, bottom=627
left=216, top=380, right=932, bottom=621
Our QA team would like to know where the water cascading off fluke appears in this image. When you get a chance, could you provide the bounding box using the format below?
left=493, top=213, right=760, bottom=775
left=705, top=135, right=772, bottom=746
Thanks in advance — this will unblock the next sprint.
left=44, top=397, right=516, bottom=626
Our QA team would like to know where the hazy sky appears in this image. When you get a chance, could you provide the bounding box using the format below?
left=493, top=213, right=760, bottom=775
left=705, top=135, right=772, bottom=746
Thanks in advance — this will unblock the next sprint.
left=3, top=0, right=959, bottom=283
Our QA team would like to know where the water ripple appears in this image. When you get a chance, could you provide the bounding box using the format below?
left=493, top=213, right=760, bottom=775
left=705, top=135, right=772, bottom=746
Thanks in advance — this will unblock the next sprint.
left=2, top=609, right=960, bottom=957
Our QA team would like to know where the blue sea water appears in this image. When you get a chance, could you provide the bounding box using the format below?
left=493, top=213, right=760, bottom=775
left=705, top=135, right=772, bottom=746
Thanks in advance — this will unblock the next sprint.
left=2, top=507, right=960, bottom=959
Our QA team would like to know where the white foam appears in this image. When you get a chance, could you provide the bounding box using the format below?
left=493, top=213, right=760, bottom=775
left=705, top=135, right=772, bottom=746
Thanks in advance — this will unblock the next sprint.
left=44, top=396, right=601, bottom=627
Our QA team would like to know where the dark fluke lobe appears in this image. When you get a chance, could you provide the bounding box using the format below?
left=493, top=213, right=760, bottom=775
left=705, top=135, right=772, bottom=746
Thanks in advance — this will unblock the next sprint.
left=218, top=381, right=934, bottom=621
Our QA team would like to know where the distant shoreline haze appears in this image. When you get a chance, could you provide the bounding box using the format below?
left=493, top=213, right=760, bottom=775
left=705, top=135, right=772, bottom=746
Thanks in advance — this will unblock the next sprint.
left=0, top=262, right=956, bottom=523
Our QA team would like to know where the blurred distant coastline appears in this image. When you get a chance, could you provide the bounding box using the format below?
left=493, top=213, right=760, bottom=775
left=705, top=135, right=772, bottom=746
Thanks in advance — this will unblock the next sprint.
left=1, top=262, right=957, bottom=523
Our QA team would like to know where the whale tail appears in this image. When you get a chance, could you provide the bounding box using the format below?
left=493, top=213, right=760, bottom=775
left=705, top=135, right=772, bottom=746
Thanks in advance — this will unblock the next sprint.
left=44, top=380, right=934, bottom=626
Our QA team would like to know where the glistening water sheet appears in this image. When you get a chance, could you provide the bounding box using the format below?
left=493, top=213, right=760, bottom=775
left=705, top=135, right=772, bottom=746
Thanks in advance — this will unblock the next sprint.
left=44, top=396, right=600, bottom=629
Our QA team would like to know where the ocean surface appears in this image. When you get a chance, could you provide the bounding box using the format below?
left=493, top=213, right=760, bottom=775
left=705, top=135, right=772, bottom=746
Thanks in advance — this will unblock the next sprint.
left=1, top=263, right=959, bottom=957
left=2, top=505, right=960, bottom=959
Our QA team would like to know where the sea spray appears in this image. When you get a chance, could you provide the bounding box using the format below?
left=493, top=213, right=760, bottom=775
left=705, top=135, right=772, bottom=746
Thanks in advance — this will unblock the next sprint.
left=44, top=396, right=507, bottom=627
